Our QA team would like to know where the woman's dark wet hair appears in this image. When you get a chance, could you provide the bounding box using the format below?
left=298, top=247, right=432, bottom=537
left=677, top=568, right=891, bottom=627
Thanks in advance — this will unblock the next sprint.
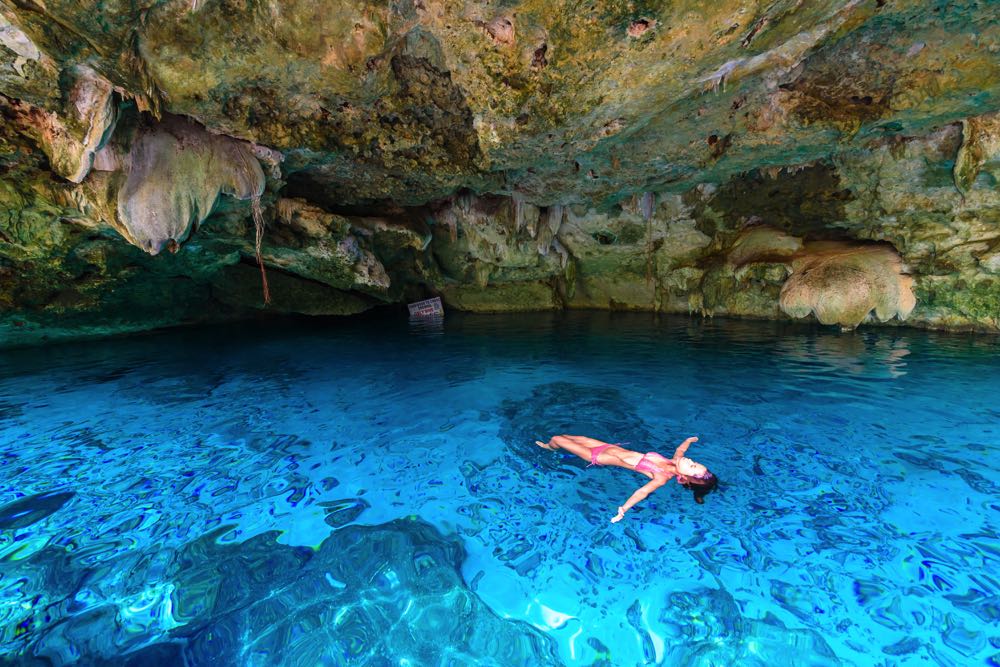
left=681, top=472, right=718, bottom=504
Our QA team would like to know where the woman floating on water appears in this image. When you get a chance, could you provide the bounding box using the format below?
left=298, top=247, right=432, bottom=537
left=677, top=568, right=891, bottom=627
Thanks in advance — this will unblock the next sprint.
left=535, top=435, right=718, bottom=522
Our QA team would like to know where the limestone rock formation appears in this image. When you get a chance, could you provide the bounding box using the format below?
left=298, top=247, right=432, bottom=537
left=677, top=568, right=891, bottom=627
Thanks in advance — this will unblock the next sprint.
left=112, top=115, right=267, bottom=255
left=14, top=65, right=117, bottom=184
left=1, top=0, right=1000, bottom=343
left=780, top=243, right=916, bottom=329
left=271, top=198, right=390, bottom=293
left=954, top=112, right=1000, bottom=194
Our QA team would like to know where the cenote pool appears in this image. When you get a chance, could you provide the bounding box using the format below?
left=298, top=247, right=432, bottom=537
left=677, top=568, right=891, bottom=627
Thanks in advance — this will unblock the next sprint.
left=0, top=313, right=997, bottom=666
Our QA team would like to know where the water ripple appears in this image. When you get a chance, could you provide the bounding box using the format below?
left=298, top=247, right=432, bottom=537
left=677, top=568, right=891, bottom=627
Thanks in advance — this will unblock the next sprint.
left=0, top=313, right=997, bottom=665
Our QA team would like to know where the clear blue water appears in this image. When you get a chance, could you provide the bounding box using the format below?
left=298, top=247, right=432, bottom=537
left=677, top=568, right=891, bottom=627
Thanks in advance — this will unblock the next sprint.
left=0, top=313, right=998, bottom=666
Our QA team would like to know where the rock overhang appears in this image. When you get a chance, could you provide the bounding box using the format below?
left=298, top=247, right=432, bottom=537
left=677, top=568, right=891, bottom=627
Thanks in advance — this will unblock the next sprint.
left=0, top=0, right=999, bottom=344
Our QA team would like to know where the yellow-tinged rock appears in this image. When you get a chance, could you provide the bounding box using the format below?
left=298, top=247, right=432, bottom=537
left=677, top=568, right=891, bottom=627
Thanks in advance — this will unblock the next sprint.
left=780, top=242, right=916, bottom=329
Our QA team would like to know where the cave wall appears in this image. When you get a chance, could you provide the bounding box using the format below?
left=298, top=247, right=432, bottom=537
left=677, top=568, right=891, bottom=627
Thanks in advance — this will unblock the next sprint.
left=1, top=1, right=999, bottom=345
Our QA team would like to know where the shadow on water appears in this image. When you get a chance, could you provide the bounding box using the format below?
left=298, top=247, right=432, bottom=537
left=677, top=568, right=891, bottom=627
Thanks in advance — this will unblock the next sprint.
left=500, top=381, right=652, bottom=470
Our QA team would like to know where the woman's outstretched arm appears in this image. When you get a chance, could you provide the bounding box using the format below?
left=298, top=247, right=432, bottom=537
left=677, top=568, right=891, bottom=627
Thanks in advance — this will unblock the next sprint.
left=671, top=436, right=698, bottom=460
left=610, top=478, right=666, bottom=522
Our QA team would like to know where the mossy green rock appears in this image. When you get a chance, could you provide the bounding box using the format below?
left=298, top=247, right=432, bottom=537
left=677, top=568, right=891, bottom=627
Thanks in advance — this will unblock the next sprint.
left=2, top=1, right=1000, bottom=343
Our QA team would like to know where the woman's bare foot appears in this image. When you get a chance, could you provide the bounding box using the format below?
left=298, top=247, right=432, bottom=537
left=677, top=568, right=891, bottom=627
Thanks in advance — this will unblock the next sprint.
left=535, top=440, right=555, bottom=450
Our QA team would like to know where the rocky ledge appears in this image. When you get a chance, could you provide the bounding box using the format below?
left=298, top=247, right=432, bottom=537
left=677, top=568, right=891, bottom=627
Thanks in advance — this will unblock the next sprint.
left=1, top=1, right=999, bottom=345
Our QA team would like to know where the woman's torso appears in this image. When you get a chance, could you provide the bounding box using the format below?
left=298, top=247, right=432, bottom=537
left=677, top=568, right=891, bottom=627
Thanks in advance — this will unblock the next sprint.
left=602, top=446, right=674, bottom=477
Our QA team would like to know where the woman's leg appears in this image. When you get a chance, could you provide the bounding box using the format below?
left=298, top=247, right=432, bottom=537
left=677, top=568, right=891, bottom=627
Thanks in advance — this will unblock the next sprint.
left=536, top=435, right=601, bottom=463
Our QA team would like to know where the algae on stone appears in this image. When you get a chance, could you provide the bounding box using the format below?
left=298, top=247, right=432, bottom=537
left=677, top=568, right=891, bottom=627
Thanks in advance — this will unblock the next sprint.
left=953, top=112, right=1000, bottom=194
left=2, top=0, right=1000, bottom=342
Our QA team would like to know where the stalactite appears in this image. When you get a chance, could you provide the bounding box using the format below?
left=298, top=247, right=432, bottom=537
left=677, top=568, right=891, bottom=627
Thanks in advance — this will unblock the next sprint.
left=474, top=261, right=491, bottom=288
left=548, top=205, right=564, bottom=234
left=113, top=115, right=267, bottom=254
left=537, top=205, right=564, bottom=256
left=435, top=204, right=460, bottom=244
left=512, top=192, right=526, bottom=232
left=639, top=192, right=655, bottom=222
left=551, top=238, right=569, bottom=269
left=641, top=192, right=655, bottom=283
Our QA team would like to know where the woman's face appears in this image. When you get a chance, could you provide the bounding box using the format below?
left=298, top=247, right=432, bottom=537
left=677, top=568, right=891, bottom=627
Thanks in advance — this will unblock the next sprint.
left=676, top=457, right=708, bottom=479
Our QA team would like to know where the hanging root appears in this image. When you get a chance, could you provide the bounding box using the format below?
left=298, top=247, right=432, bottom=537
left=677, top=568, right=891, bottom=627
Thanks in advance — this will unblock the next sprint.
left=251, top=196, right=271, bottom=305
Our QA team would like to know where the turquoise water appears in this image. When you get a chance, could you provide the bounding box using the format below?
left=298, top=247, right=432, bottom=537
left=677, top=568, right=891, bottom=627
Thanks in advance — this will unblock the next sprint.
left=0, top=312, right=998, bottom=666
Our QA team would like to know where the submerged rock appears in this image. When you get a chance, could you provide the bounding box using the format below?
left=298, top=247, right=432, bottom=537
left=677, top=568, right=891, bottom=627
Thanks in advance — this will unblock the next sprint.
left=0, top=491, right=74, bottom=530
left=661, top=587, right=840, bottom=667
left=9, top=518, right=560, bottom=666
